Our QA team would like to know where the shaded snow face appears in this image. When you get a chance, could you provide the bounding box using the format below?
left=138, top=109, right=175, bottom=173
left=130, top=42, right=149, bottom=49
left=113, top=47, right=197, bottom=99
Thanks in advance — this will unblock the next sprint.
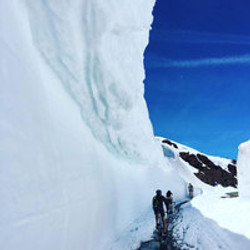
left=25, top=0, right=158, bottom=161
left=161, top=145, right=175, bottom=158
left=237, top=140, right=250, bottom=199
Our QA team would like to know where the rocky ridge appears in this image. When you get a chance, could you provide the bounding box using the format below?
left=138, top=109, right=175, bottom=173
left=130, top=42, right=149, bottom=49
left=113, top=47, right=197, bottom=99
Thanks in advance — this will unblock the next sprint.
left=159, top=138, right=237, bottom=188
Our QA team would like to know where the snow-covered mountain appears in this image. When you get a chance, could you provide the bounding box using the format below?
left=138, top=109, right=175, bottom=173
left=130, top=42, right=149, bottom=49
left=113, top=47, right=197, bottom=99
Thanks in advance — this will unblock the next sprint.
left=157, top=137, right=237, bottom=188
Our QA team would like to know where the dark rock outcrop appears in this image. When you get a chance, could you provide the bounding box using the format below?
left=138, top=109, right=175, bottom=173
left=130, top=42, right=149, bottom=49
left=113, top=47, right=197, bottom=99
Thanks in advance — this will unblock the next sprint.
left=162, top=139, right=178, bottom=149
left=228, top=164, right=237, bottom=176
left=197, top=154, right=220, bottom=170
left=232, top=159, right=237, bottom=164
left=179, top=152, right=203, bottom=170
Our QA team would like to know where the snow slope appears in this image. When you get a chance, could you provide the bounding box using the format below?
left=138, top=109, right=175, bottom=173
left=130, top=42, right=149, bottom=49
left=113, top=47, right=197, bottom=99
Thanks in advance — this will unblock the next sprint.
left=0, top=1, right=188, bottom=250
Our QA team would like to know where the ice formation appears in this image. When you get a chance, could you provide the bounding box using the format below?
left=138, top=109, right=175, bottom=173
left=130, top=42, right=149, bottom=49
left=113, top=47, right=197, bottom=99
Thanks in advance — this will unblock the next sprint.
left=0, top=1, right=187, bottom=249
left=237, top=140, right=250, bottom=199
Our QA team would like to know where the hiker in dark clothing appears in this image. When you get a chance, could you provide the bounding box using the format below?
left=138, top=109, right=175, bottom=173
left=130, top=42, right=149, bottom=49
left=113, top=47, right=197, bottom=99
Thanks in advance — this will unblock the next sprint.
left=188, top=183, right=194, bottom=199
left=152, top=189, right=168, bottom=236
left=166, top=190, right=173, bottom=214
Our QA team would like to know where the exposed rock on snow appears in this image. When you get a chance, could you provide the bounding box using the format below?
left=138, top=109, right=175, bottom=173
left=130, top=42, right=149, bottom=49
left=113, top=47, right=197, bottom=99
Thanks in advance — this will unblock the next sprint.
left=162, top=139, right=178, bottom=149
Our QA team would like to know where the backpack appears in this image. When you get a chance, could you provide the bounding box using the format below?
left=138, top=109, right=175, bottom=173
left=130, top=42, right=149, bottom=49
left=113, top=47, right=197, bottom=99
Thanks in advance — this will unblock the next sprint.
left=153, top=195, right=159, bottom=208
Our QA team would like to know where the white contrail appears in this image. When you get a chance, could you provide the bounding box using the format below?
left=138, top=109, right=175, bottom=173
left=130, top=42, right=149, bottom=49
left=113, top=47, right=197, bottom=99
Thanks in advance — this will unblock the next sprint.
left=154, top=30, right=250, bottom=46
left=151, top=54, right=250, bottom=68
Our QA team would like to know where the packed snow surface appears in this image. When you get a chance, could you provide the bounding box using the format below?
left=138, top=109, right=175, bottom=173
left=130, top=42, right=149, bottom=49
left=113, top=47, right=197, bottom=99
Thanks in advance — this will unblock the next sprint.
left=0, top=0, right=190, bottom=249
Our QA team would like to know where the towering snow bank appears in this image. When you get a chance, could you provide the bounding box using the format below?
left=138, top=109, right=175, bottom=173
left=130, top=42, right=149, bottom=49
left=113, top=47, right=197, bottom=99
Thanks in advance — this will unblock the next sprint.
left=0, top=1, right=187, bottom=250
left=237, top=140, right=250, bottom=199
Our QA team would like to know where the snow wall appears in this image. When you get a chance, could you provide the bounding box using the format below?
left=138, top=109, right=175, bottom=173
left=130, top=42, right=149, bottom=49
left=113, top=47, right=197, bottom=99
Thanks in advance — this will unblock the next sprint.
left=0, top=1, right=186, bottom=249
left=237, top=140, right=250, bottom=199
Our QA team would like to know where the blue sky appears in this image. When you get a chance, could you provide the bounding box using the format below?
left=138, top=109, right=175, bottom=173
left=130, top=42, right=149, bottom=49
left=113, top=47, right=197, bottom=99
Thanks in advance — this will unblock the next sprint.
left=144, top=0, right=250, bottom=159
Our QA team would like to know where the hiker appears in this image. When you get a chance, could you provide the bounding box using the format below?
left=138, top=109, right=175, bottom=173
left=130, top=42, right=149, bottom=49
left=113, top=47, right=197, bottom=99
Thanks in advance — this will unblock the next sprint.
left=188, top=183, right=194, bottom=199
left=166, top=190, right=173, bottom=214
left=152, top=189, right=168, bottom=236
